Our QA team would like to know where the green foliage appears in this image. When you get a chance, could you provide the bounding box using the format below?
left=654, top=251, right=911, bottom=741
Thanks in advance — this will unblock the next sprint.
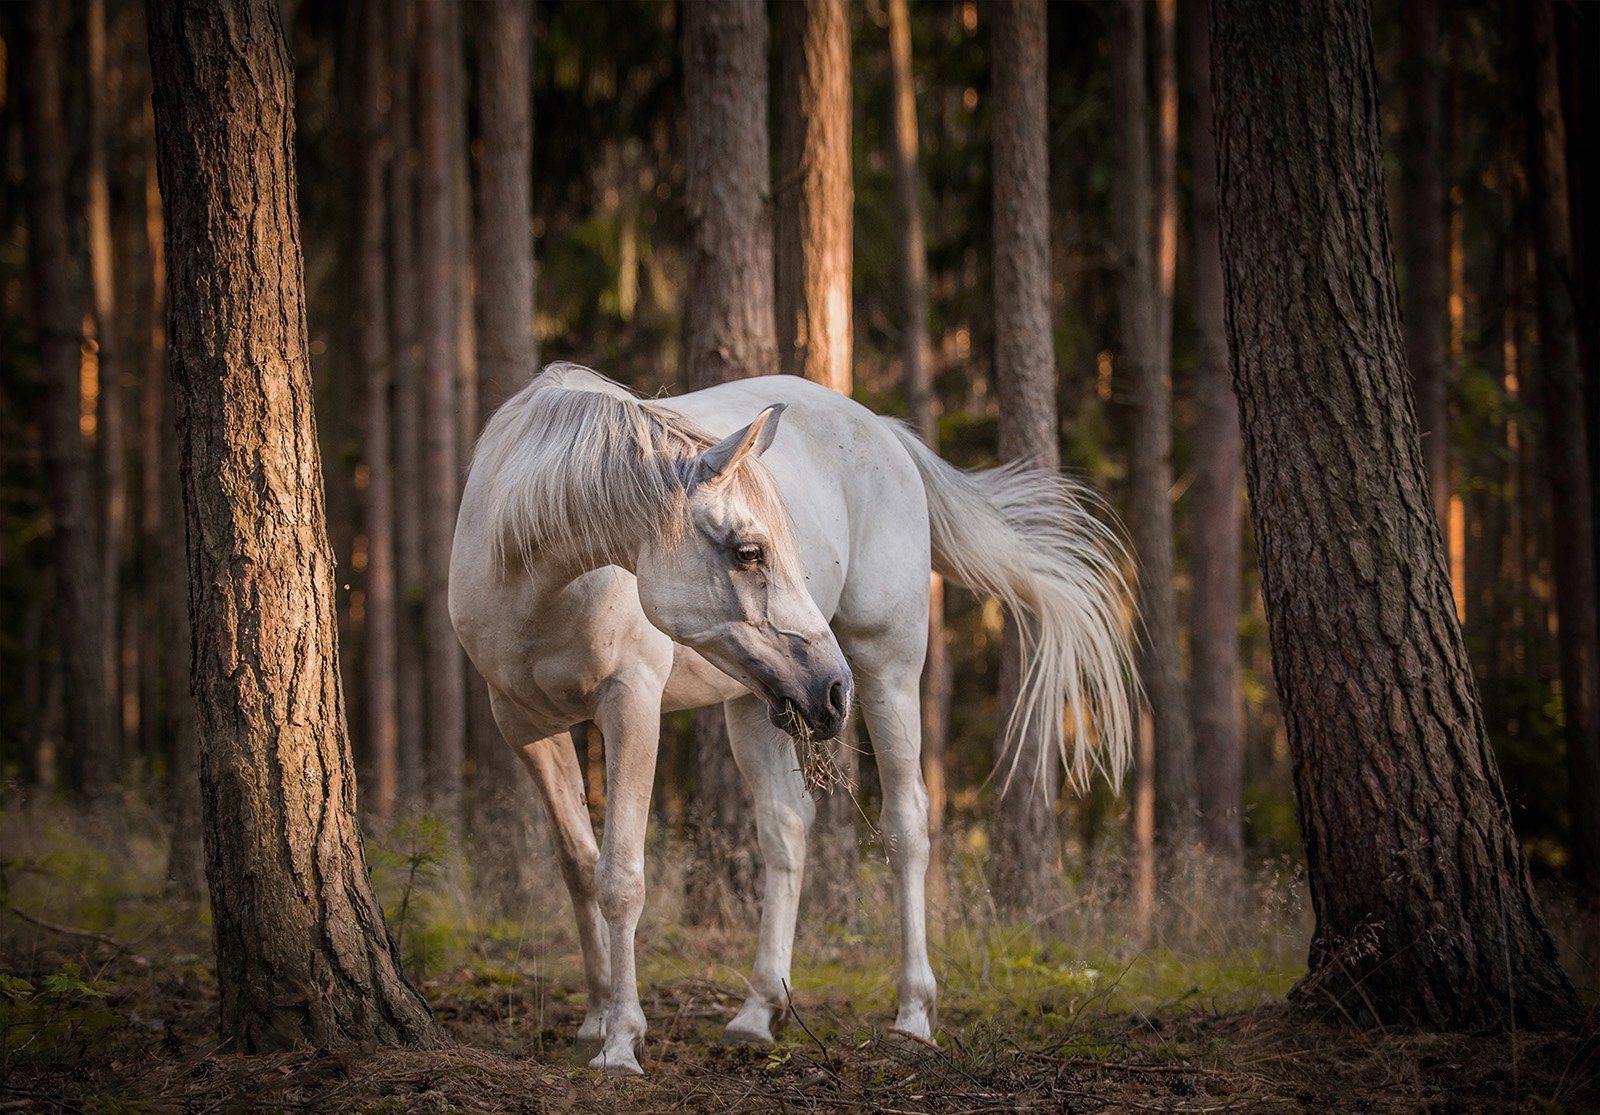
left=0, top=964, right=122, bottom=1069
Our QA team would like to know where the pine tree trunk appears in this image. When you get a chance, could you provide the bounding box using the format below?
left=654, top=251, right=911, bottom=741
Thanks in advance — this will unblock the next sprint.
left=87, top=0, right=128, bottom=769
left=1186, top=2, right=1243, bottom=863
left=1401, top=0, right=1450, bottom=522
left=469, top=0, right=548, bottom=914
left=359, top=0, right=400, bottom=826
left=146, top=0, right=435, bottom=1050
left=1114, top=0, right=1196, bottom=848
left=23, top=0, right=119, bottom=809
left=1210, top=0, right=1580, bottom=1029
left=388, top=0, right=426, bottom=813
left=887, top=0, right=951, bottom=913
left=417, top=0, right=466, bottom=833
left=471, top=0, right=538, bottom=411
left=987, top=0, right=1060, bottom=918
left=135, top=89, right=204, bottom=895
left=680, top=0, right=775, bottom=923
left=1526, top=0, right=1600, bottom=896
left=777, top=0, right=858, bottom=923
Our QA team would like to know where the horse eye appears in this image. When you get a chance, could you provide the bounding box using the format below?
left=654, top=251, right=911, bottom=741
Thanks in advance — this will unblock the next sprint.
left=735, top=544, right=763, bottom=567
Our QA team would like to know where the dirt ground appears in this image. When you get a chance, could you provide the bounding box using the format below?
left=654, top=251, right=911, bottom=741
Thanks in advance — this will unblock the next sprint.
left=3, top=918, right=1597, bottom=1112
left=2, top=806, right=1596, bottom=1112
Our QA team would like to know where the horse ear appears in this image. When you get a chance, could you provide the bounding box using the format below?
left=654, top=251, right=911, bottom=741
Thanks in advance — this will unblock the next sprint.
left=692, top=403, right=786, bottom=488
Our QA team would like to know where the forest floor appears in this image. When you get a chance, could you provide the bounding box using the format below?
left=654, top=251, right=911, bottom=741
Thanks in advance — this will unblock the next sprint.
left=1, top=803, right=1597, bottom=1112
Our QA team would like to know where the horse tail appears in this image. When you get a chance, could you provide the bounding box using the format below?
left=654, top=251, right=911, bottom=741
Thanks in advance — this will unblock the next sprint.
left=886, top=421, right=1139, bottom=795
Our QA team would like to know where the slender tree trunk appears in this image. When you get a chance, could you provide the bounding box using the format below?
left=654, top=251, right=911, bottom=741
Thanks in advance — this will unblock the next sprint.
left=136, top=92, right=203, bottom=895
left=1153, top=0, right=1178, bottom=378
left=681, top=0, right=776, bottom=923
left=472, top=0, right=538, bottom=412
left=359, top=0, right=400, bottom=826
left=417, top=0, right=466, bottom=833
left=469, top=0, right=548, bottom=913
left=987, top=0, right=1060, bottom=918
left=87, top=0, right=128, bottom=767
left=776, top=0, right=854, bottom=394
left=1401, top=0, right=1450, bottom=523
left=1186, top=2, right=1243, bottom=863
left=1210, top=0, right=1580, bottom=1029
left=887, top=0, right=950, bottom=918
left=776, top=0, right=858, bottom=923
left=146, top=0, right=434, bottom=1049
left=1526, top=0, right=1600, bottom=896
left=389, top=0, right=426, bottom=813
left=23, top=0, right=118, bottom=809
left=1114, top=0, right=1196, bottom=849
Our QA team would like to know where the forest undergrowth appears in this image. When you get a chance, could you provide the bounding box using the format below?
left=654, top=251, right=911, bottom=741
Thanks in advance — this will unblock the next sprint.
left=1, top=796, right=1596, bottom=1112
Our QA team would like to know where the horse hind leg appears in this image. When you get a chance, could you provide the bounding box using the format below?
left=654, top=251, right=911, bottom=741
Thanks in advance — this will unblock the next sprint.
left=490, top=692, right=612, bottom=1059
left=853, top=656, right=938, bottom=1040
left=721, top=693, right=816, bottom=1045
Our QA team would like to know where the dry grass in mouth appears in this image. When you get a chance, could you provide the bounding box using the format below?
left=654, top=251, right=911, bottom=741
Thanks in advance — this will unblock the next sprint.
left=777, top=698, right=846, bottom=794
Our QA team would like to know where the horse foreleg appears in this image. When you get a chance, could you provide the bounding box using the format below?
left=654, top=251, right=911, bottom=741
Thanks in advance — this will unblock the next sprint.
left=721, top=694, right=816, bottom=1044
left=490, top=693, right=613, bottom=1058
left=588, top=674, right=662, bottom=1075
left=857, top=665, right=938, bottom=1040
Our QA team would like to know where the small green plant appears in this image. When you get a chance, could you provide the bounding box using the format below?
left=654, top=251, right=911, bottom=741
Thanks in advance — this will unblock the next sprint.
left=0, top=964, right=122, bottom=1073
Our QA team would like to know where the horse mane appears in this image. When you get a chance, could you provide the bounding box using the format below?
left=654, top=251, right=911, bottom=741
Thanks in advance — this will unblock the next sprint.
left=469, top=362, right=796, bottom=574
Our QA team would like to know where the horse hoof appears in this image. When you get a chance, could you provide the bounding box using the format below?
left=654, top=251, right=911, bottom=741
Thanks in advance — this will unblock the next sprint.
left=720, top=1023, right=774, bottom=1046
left=588, top=1047, right=644, bottom=1076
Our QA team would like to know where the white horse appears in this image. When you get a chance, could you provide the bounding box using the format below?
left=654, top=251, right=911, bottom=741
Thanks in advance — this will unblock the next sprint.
left=449, top=363, right=1134, bottom=1074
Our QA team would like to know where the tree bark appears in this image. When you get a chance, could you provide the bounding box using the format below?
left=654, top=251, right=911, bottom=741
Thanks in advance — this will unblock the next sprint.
left=681, top=0, right=775, bottom=923
left=887, top=0, right=951, bottom=911
left=777, top=0, right=858, bottom=923
left=1186, top=1, right=1243, bottom=863
left=987, top=0, right=1061, bottom=918
left=359, top=0, right=400, bottom=826
left=1526, top=0, right=1600, bottom=896
left=1210, top=0, right=1580, bottom=1029
left=1401, top=0, right=1450, bottom=523
left=417, top=0, right=466, bottom=832
left=146, top=0, right=434, bottom=1050
left=23, top=0, right=119, bottom=808
left=388, top=0, right=426, bottom=813
left=1114, top=0, right=1196, bottom=848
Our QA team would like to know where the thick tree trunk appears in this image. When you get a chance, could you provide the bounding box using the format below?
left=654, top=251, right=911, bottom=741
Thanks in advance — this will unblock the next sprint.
left=988, top=0, right=1061, bottom=918
left=417, top=0, right=466, bottom=832
left=1186, top=2, right=1243, bottom=863
left=389, top=0, right=426, bottom=812
left=359, top=0, right=400, bottom=826
left=1114, top=0, right=1196, bottom=848
left=1527, top=0, right=1600, bottom=895
left=777, top=0, right=858, bottom=923
left=1401, top=0, right=1450, bottom=523
left=23, top=0, right=119, bottom=808
left=887, top=0, right=950, bottom=913
left=146, top=0, right=434, bottom=1050
left=1210, top=0, right=1580, bottom=1029
left=87, top=0, right=128, bottom=766
left=681, top=0, right=775, bottom=923
left=469, top=0, right=548, bottom=913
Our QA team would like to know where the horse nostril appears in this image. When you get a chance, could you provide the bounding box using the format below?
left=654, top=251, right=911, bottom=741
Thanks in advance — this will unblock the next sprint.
left=828, top=679, right=848, bottom=719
